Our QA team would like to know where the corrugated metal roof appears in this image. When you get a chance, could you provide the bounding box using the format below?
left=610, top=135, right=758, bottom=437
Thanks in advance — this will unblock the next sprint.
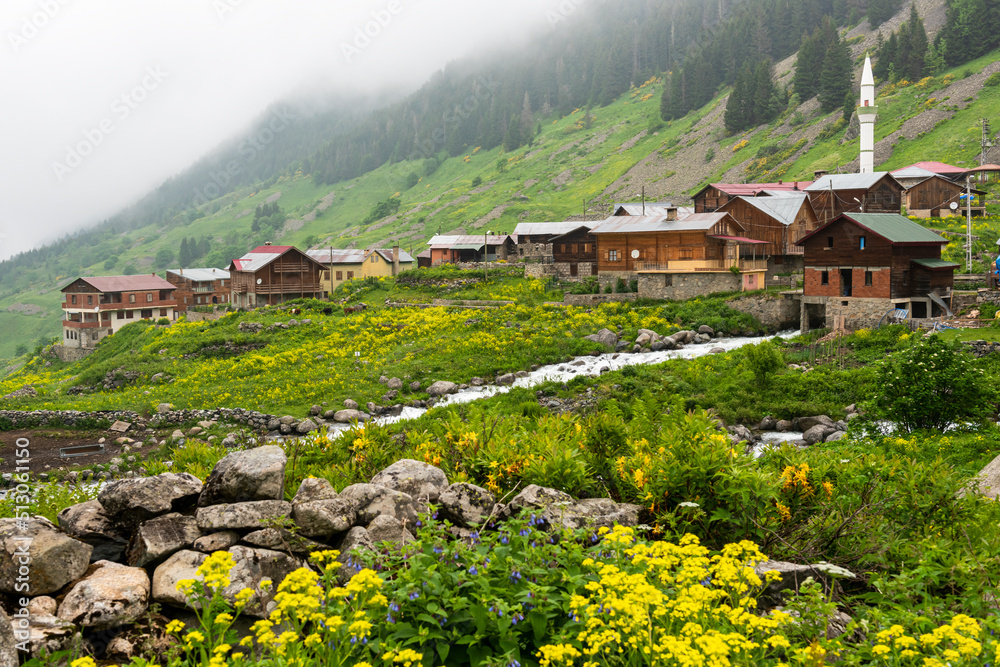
left=612, top=203, right=677, bottom=216
left=701, top=182, right=812, bottom=197
left=907, top=161, right=968, bottom=175
left=591, top=212, right=740, bottom=234
left=371, top=248, right=415, bottom=263
left=166, top=268, right=231, bottom=282
left=971, top=163, right=1000, bottom=172
left=249, top=245, right=294, bottom=253
left=798, top=213, right=948, bottom=245
left=307, top=249, right=366, bottom=265
left=513, top=221, right=593, bottom=236
left=65, top=275, right=176, bottom=293
left=805, top=172, right=895, bottom=191
left=427, top=235, right=511, bottom=247
left=231, top=252, right=282, bottom=273
left=734, top=194, right=808, bottom=226
left=912, top=257, right=960, bottom=269
left=671, top=212, right=740, bottom=230
left=891, top=166, right=938, bottom=180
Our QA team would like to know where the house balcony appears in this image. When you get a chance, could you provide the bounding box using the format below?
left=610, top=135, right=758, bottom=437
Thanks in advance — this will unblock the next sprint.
left=63, top=319, right=104, bottom=329
left=634, top=258, right=769, bottom=273
left=250, top=283, right=324, bottom=295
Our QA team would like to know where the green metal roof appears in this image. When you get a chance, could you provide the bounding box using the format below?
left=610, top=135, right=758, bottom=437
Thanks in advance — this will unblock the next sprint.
left=911, top=257, right=960, bottom=269
left=843, top=213, right=948, bottom=244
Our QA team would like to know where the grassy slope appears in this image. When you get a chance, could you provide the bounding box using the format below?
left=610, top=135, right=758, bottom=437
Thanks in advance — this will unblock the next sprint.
left=5, top=49, right=1000, bottom=365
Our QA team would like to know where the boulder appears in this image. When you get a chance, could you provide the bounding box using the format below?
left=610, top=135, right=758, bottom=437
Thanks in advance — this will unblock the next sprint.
left=334, top=527, right=374, bottom=582
left=584, top=328, right=618, bottom=349
left=426, top=381, right=458, bottom=397
left=758, top=416, right=777, bottom=430
left=193, top=531, right=240, bottom=553
left=710, top=347, right=726, bottom=354
left=438, top=483, right=497, bottom=527
left=339, top=483, right=426, bottom=525
left=550, top=498, right=643, bottom=531
left=964, top=452, right=1000, bottom=499
left=635, top=332, right=652, bottom=347
left=57, top=499, right=129, bottom=563
left=387, top=377, right=403, bottom=390
left=370, top=459, right=449, bottom=502
left=292, top=477, right=339, bottom=505
left=776, top=420, right=794, bottom=432
left=98, top=473, right=202, bottom=527
left=344, top=399, right=359, bottom=410
left=152, top=546, right=303, bottom=618
left=195, top=501, right=292, bottom=532
left=0, top=518, right=92, bottom=596
left=198, top=446, right=286, bottom=506
left=505, top=484, right=574, bottom=515
left=637, top=328, right=660, bottom=341
left=27, top=597, right=57, bottom=616
left=650, top=341, right=666, bottom=352
left=128, top=514, right=203, bottom=568
left=754, top=560, right=856, bottom=608
left=698, top=325, right=715, bottom=336
left=409, top=381, right=422, bottom=392
left=241, top=528, right=328, bottom=555
left=57, top=561, right=150, bottom=630
left=333, top=409, right=370, bottom=424
left=156, top=403, right=173, bottom=414
left=23, top=614, right=75, bottom=660
left=495, top=374, right=516, bottom=386
left=295, top=419, right=319, bottom=434
left=366, top=515, right=415, bottom=549
left=292, top=498, right=357, bottom=538
left=0, top=607, right=16, bottom=667
left=825, top=431, right=847, bottom=443
left=802, top=424, right=835, bottom=445
left=796, top=415, right=834, bottom=432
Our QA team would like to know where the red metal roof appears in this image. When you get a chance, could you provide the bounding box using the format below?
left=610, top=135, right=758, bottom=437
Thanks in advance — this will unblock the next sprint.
left=971, top=163, right=1000, bottom=172
left=904, top=161, right=968, bottom=175
left=64, top=275, right=176, bottom=293
left=249, top=245, right=294, bottom=253
left=708, top=235, right=770, bottom=244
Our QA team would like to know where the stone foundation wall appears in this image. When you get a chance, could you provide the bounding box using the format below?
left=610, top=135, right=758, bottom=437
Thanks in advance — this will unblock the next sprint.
left=525, top=263, right=557, bottom=279
left=638, top=272, right=741, bottom=301
left=0, top=407, right=281, bottom=432
left=183, top=309, right=228, bottom=323
left=726, top=294, right=800, bottom=331
left=801, top=297, right=894, bottom=332
left=52, top=345, right=94, bottom=363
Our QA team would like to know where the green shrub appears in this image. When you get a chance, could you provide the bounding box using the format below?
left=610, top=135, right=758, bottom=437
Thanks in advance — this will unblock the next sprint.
left=741, top=340, right=784, bottom=387
left=865, top=334, right=997, bottom=432
left=984, top=72, right=1000, bottom=87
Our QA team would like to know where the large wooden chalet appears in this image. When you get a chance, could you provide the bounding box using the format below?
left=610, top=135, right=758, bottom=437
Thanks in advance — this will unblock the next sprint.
left=692, top=181, right=811, bottom=213
left=796, top=212, right=957, bottom=330
left=166, top=268, right=230, bottom=312
left=805, top=173, right=903, bottom=224
left=60, top=275, right=177, bottom=349
left=719, top=192, right=819, bottom=259
left=892, top=166, right=986, bottom=218
left=228, top=244, right=325, bottom=309
left=426, top=234, right=515, bottom=265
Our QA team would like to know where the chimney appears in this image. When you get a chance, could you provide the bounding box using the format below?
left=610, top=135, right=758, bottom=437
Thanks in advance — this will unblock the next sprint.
left=264, top=241, right=272, bottom=246
left=393, top=245, right=400, bottom=276
left=793, top=181, right=798, bottom=190
left=778, top=179, right=783, bottom=185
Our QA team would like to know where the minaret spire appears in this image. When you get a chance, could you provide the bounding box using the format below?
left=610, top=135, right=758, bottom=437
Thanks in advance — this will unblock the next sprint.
left=858, top=53, right=877, bottom=173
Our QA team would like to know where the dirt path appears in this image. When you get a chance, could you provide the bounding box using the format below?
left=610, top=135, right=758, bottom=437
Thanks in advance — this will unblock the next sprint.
left=0, top=429, right=129, bottom=476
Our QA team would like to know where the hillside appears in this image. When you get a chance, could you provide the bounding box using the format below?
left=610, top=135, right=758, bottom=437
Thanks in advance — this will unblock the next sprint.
left=4, top=0, right=1000, bottom=365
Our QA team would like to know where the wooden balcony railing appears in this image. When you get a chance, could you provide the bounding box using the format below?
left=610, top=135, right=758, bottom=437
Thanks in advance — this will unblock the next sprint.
left=634, top=258, right=769, bottom=273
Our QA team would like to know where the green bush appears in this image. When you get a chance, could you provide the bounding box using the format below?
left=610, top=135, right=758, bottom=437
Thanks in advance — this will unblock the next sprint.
left=742, top=340, right=784, bottom=387
left=865, top=334, right=997, bottom=432
left=984, top=72, right=1000, bottom=87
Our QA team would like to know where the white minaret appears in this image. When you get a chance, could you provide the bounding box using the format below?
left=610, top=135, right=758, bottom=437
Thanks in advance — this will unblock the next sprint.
left=858, top=54, right=877, bottom=174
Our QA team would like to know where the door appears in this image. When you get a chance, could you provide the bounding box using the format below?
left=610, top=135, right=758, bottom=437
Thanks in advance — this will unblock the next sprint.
left=840, top=269, right=853, bottom=297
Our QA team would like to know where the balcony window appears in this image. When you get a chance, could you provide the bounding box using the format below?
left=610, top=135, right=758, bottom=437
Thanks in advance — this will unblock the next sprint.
left=71, top=295, right=77, bottom=304
left=87, top=295, right=93, bottom=305
left=129, top=294, right=136, bottom=303
left=146, top=293, right=153, bottom=302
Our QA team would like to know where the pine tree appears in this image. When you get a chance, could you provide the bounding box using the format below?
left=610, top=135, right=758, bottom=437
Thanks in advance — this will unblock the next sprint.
left=724, top=63, right=752, bottom=133
left=753, top=60, right=784, bottom=123
left=923, top=41, right=946, bottom=75
left=179, top=238, right=191, bottom=268
left=502, top=117, right=522, bottom=152
left=906, top=6, right=928, bottom=80
left=819, top=34, right=852, bottom=113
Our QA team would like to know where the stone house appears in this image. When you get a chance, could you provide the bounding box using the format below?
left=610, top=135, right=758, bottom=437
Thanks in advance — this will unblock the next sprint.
left=796, top=212, right=957, bottom=331
left=60, top=275, right=177, bottom=349
left=165, top=268, right=231, bottom=312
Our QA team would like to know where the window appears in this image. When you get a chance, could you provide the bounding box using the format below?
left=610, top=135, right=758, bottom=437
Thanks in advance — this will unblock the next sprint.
left=859, top=236, right=866, bottom=250
left=71, top=295, right=77, bottom=304
left=583, top=244, right=589, bottom=253
left=903, top=270, right=909, bottom=285
left=322, top=271, right=330, bottom=281
left=608, top=250, right=619, bottom=262
left=826, top=237, right=834, bottom=248
left=865, top=270, right=873, bottom=286
left=347, top=271, right=354, bottom=279
left=146, top=293, right=153, bottom=302
left=336, top=271, right=343, bottom=281
left=126, top=311, right=134, bottom=319
left=160, top=309, right=167, bottom=316
left=821, top=271, right=829, bottom=285
left=129, top=294, right=136, bottom=303
left=117, top=311, right=124, bottom=320
left=87, top=295, right=93, bottom=305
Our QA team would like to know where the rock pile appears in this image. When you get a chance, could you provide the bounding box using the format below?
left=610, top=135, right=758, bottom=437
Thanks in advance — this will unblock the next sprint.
left=2, top=448, right=643, bottom=659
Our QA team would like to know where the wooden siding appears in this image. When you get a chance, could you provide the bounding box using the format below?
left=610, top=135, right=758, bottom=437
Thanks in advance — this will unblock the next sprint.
left=595, top=221, right=743, bottom=273
left=718, top=198, right=819, bottom=255
left=232, top=248, right=324, bottom=307
left=809, top=181, right=903, bottom=225
left=693, top=186, right=731, bottom=213
left=552, top=229, right=597, bottom=263
left=903, top=176, right=962, bottom=216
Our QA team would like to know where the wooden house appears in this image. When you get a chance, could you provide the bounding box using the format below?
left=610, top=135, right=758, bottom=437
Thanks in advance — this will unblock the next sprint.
left=796, top=212, right=957, bottom=328
left=60, top=275, right=177, bottom=349
left=307, top=249, right=366, bottom=292
left=900, top=161, right=969, bottom=182
left=611, top=202, right=689, bottom=218
left=229, top=244, right=325, bottom=309
left=805, top=173, right=904, bottom=224
left=513, top=222, right=593, bottom=260
left=692, top=181, right=811, bottom=213
left=426, top=235, right=515, bottom=265
left=895, top=172, right=986, bottom=218
left=166, top=268, right=231, bottom=312
left=719, top=192, right=819, bottom=258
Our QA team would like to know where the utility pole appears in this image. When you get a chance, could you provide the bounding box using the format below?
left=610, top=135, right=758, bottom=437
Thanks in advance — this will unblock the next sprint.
left=966, top=176, right=973, bottom=273
left=641, top=186, right=646, bottom=216
left=981, top=118, right=993, bottom=166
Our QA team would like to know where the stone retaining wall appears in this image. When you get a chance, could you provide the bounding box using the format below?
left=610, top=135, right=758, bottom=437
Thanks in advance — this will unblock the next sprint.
left=726, top=294, right=800, bottom=331
left=52, top=345, right=94, bottom=363
left=563, top=293, right=639, bottom=306
left=0, top=407, right=280, bottom=432
left=638, top=272, right=740, bottom=301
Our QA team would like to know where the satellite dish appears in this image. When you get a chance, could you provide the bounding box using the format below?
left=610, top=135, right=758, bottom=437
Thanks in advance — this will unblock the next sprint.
left=256, top=278, right=262, bottom=285
left=950, top=202, right=959, bottom=211
left=94, top=307, right=100, bottom=313
left=631, top=249, right=640, bottom=259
